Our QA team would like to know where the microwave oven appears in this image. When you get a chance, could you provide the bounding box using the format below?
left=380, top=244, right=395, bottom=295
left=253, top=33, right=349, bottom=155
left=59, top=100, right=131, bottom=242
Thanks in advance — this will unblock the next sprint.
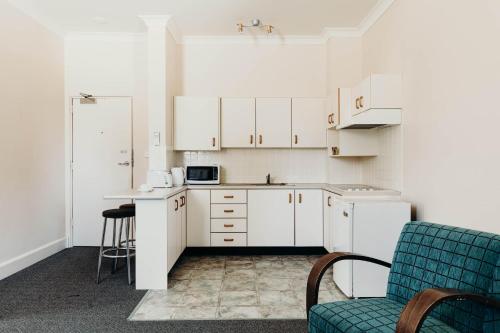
left=186, top=165, right=220, bottom=185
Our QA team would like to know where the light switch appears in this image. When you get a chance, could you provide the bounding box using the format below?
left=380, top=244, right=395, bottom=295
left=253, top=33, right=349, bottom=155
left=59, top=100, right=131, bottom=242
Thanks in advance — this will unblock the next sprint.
left=153, top=131, right=160, bottom=146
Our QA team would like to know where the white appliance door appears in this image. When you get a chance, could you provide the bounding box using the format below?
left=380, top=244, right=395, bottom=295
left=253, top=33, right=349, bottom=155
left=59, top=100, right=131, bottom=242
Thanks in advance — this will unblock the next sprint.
left=352, top=202, right=410, bottom=298
left=332, top=199, right=353, bottom=297
left=72, top=97, right=132, bottom=246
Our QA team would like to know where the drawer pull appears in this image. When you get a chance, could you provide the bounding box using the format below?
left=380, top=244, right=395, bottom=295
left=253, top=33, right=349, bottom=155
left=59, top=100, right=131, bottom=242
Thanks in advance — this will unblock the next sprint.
left=223, top=224, right=234, bottom=228
left=224, top=238, right=234, bottom=242
left=298, top=193, right=302, bottom=204
left=224, top=209, right=234, bottom=213
left=343, top=211, right=349, bottom=217
left=224, top=195, right=234, bottom=199
left=288, top=193, right=292, bottom=203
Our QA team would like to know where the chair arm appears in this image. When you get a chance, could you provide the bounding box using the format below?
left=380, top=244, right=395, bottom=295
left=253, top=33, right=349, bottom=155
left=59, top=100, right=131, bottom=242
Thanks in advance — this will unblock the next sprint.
left=306, top=252, right=392, bottom=319
left=396, top=288, right=500, bottom=333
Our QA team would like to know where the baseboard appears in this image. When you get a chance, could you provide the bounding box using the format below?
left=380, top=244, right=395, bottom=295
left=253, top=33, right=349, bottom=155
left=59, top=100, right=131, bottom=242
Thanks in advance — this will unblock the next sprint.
left=184, top=247, right=328, bottom=256
left=0, top=237, right=66, bottom=280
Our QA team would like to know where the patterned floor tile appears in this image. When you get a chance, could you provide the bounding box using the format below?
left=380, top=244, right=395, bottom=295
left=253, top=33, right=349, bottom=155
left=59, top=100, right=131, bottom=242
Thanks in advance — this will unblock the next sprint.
left=220, top=291, right=258, bottom=306
left=217, top=306, right=263, bottom=319
left=256, top=278, right=292, bottom=291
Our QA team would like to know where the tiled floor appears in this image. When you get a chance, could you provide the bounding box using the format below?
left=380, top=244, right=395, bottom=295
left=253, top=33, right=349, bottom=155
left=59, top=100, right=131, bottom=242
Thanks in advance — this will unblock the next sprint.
left=130, top=255, right=347, bottom=320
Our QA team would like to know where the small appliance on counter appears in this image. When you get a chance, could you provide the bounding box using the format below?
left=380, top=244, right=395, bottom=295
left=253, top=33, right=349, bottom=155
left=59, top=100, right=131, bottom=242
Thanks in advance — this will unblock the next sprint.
left=186, top=165, right=220, bottom=185
left=147, top=170, right=173, bottom=188
left=171, top=167, right=185, bottom=186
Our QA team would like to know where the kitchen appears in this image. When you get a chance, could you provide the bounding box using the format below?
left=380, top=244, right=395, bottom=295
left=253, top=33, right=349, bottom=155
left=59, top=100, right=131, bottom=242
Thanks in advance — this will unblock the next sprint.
left=2, top=0, right=499, bottom=331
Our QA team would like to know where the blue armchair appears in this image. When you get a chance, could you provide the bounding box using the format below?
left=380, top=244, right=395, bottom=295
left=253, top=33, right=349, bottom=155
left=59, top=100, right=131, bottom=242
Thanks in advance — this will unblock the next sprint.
left=307, top=221, right=500, bottom=332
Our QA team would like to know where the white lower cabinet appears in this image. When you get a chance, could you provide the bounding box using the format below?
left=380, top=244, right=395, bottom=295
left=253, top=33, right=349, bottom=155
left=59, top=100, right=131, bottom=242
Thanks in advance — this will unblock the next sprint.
left=295, top=190, right=323, bottom=246
left=211, top=233, right=247, bottom=247
left=248, top=190, right=295, bottom=246
left=187, top=190, right=211, bottom=246
left=167, top=191, right=186, bottom=272
left=323, top=191, right=334, bottom=252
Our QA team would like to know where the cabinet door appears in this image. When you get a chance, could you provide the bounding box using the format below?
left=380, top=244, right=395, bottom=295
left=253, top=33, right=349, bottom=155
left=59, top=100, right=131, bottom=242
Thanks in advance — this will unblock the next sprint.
left=187, top=190, right=211, bottom=246
left=174, top=96, right=220, bottom=151
left=332, top=199, right=353, bottom=297
left=180, top=191, right=187, bottom=251
left=295, top=190, right=323, bottom=246
left=255, top=98, right=291, bottom=148
left=248, top=190, right=294, bottom=246
left=292, top=98, right=326, bottom=148
left=221, top=98, right=255, bottom=148
left=323, top=191, right=334, bottom=252
left=167, top=195, right=180, bottom=272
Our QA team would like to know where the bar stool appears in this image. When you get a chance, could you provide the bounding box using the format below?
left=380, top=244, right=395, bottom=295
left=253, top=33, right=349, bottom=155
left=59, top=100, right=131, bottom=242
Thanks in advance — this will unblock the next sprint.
left=119, top=203, right=135, bottom=248
left=97, top=208, right=135, bottom=285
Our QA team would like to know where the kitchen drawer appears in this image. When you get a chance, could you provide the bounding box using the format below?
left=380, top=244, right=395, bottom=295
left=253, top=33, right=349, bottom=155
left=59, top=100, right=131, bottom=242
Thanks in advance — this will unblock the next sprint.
left=211, top=204, right=247, bottom=218
left=211, top=219, right=247, bottom=233
left=211, top=233, right=247, bottom=247
left=211, top=190, right=247, bottom=204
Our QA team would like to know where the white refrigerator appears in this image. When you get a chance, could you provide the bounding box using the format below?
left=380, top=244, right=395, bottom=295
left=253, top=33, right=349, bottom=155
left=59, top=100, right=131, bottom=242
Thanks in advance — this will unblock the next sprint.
left=332, top=198, right=411, bottom=298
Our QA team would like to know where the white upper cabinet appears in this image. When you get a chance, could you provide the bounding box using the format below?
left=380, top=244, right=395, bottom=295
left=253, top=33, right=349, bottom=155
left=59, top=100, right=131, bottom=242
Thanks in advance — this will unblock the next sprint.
left=351, top=74, right=402, bottom=116
left=295, top=189, right=323, bottom=246
left=174, top=96, right=220, bottom=151
left=221, top=98, right=256, bottom=148
left=255, top=98, right=291, bottom=148
left=292, top=98, right=327, bottom=148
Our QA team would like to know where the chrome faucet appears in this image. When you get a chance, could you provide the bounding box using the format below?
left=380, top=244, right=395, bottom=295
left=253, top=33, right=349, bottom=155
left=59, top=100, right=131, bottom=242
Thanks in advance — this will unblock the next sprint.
left=266, top=173, right=271, bottom=185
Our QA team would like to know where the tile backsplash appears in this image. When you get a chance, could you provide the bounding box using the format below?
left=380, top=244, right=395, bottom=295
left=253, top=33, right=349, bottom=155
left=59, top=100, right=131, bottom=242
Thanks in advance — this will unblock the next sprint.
left=177, top=149, right=328, bottom=184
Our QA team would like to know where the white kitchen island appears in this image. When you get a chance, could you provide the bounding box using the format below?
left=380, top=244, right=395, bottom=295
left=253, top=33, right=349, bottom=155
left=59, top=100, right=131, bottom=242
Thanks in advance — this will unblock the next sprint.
left=105, top=187, right=186, bottom=290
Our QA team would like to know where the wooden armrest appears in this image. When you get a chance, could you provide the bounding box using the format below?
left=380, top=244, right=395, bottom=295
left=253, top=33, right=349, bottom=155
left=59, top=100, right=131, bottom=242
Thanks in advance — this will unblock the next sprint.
left=306, top=252, right=392, bottom=319
left=396, top=288, right=500, bottom=333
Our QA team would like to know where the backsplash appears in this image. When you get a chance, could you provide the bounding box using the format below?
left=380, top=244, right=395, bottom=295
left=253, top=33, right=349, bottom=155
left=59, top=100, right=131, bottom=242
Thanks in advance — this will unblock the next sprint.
left=177, top=149, right=328, bottom=184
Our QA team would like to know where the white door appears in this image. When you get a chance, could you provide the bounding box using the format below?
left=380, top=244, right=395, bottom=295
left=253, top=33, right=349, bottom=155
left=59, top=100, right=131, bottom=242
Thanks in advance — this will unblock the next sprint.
left=248, top=190, right=294, bottom=246
left=323, top=191, right=334, bottom=252
left=174, top=96, right=220, bottom=151
left=187, top=190, right=211, bottom=246
left=255, top=98, right=291, bottom=148
left=332, top=199, right=353, bottom=297
left=221, top=98, right=256, bottom=148
left=291, top=98, right=326, bottom=148
left=72, top=97, right=132, bottom=246
left=295, top=190, right=323, bottom=246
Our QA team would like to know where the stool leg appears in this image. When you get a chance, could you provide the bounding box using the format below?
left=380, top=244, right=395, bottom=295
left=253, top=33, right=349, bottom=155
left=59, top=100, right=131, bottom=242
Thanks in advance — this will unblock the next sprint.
left=114, top=219, right=123, bottom=272
left=126, top=217, right=132, bottom=285
left=110, top=219, right=117, bottom=274
left=97, top=217, right=108, bottom=284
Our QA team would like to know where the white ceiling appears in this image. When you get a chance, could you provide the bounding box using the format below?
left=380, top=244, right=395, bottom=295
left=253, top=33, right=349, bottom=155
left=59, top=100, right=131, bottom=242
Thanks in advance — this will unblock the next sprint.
left=9, top=0, right=383, bottom=36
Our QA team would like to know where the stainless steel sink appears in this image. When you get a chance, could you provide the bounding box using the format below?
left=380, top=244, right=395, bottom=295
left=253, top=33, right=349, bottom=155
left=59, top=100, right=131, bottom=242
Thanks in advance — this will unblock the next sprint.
left=223, top=183, right=293, bottom=186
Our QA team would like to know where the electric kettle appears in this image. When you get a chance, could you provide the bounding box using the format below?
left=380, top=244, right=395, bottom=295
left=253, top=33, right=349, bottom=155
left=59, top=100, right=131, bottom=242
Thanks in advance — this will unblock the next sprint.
left=171, top=167, right=185, bottom=186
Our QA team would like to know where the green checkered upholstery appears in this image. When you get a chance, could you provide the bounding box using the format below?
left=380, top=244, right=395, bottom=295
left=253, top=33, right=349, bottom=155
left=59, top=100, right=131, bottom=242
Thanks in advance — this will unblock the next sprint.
left=308, top=222, right=500, bottom=333
left=309, top=298, right=459, bottom=333
left=387, top=222, right=500, bottom=332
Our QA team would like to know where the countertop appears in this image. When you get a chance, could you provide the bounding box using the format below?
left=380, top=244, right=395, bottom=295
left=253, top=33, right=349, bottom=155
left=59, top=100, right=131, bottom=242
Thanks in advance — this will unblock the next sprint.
left=105, top=183, right=401, bottom=200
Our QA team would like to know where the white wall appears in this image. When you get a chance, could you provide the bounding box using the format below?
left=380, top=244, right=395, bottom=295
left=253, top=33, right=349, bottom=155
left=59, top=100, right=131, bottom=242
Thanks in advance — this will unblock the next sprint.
left=0, top=0, right=65, bottom=278
left=360, top=0, right=500, bottom=233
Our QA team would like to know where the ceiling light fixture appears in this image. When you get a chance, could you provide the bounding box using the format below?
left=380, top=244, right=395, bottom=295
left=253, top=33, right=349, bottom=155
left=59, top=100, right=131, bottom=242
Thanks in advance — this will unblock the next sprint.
left=237, top=19, right=274, bottom=34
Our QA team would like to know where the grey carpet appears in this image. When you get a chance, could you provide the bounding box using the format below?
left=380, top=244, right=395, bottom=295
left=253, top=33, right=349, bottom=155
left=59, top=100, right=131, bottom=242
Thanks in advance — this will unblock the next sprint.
left=0, top=247, right=307, bottom=333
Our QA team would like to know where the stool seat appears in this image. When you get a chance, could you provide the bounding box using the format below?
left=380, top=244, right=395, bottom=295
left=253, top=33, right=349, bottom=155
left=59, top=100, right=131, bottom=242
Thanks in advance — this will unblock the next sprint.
left=102, top=208, right=134, bottom=219
left=119, top=203, right=135, bottom=210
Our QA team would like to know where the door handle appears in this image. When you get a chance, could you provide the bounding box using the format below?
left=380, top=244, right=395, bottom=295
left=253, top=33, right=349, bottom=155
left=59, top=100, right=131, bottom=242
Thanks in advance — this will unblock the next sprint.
left=298, top=193, right=302, bottom=204
left=118, top=161, right=130, bottom=166
left=259, top=134, right=263, bottom=145
left=250, top=135, right=254, bottom=145
left=294, top=135, right=298, bottom=145
left=327, top=196, right=331, bottom=207
left=288, top=193, right=292, bottom=203
left=212, top=137, right=216, bottom=147
left=359, top=96, right=364, bottom=108
left=175, top=199, right=179, bottom=211
left=355, top=97, right=360, bottom=109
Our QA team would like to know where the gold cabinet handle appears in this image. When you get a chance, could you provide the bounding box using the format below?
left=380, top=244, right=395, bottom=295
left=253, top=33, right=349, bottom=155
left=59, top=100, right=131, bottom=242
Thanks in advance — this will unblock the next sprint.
left=331, top=113, right=335, bottom=125
left=180, top=196, right=185, bottom=207
left=212, top=137, right=216, bottom=147
left=259, top=134, right=263, bottom=144
left=327, top=196, right=331, bottom=207
left=223, top=195, right=234, bottom=199
left=223, top=224, right=234, bottom=228
left=298, top=193, right=302, bottom=204
left=355, top=97, right=360, bottom=109
left=223, top=209, right=234, bottom=213
left=359, top=96, right=364, bottom=108
left=224, top=238, right=234, bottom=242
left=332, top=146, right=339, bottom=155
left=294, top=135, right=298, bottom=145
left=327, top=114, right=332, bottom=124
left=250, top=134, right=254, bottom=145
left=175, top=199, right=179, bottom=211
left=288, top=193, right=292, bottom=203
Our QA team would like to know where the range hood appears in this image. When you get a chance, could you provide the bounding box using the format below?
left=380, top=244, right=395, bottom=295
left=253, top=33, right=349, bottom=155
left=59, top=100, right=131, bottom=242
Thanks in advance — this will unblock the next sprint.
left=337, top=108, right=402, bottom=129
